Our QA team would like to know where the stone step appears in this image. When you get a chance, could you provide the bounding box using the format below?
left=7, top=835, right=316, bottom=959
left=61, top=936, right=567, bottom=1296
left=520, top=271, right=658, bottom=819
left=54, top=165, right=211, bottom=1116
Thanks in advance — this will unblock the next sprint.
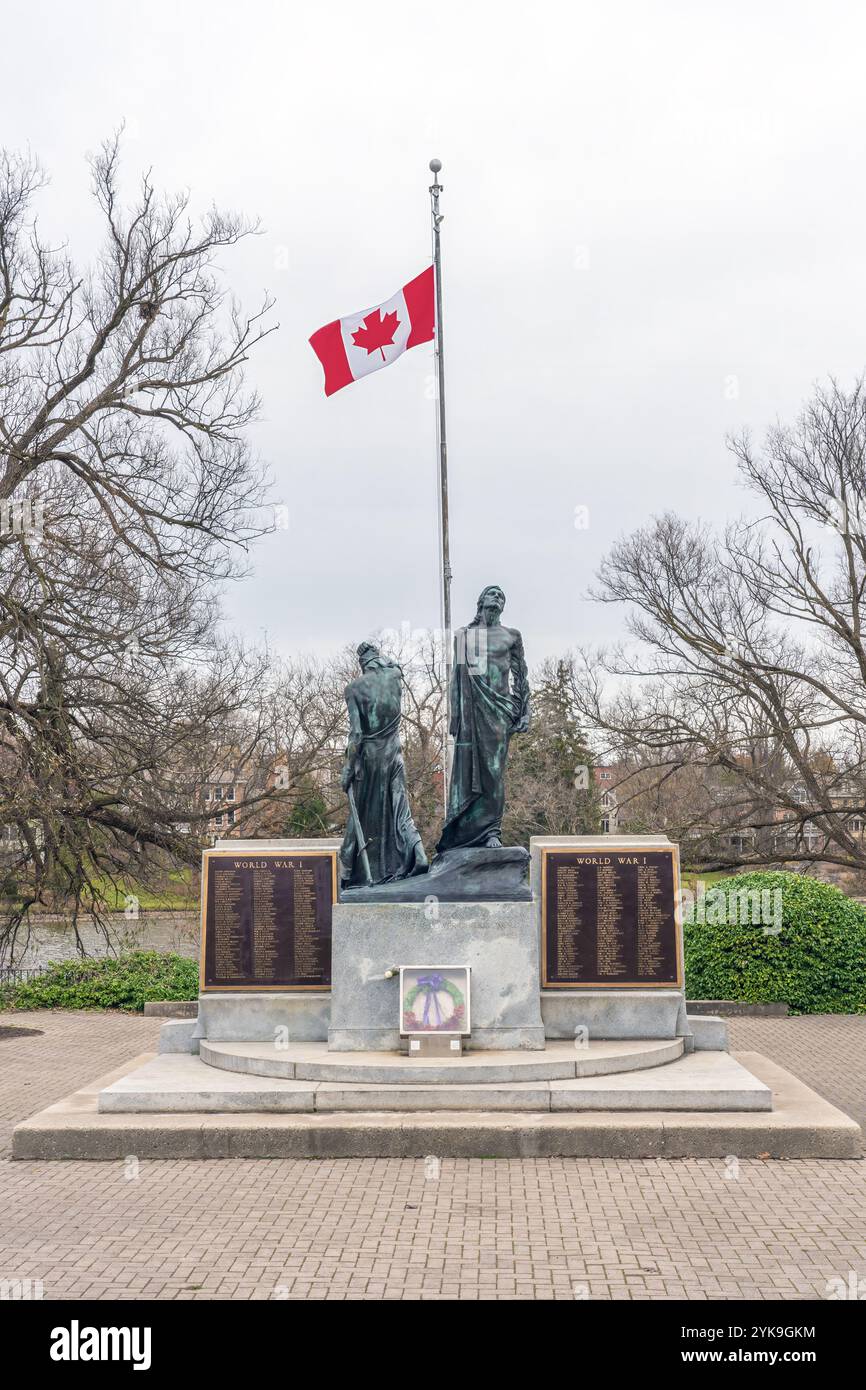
left=198, top=1037, right=684, bottom=1084
left=13, top=1054, right=860, bottom=1159
left=548, top=1052, right=772, bottom=1112
left=96, top=1050, right=771, bottom=1114
left=99, top=1058, right=316, bottom=1113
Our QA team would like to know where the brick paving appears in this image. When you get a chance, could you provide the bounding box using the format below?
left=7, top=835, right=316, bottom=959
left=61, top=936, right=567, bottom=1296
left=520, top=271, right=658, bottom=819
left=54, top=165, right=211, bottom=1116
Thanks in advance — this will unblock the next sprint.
left=0, top=1009, right=864, bottom=1300
left=729, top=1014, right=866, bottom=1130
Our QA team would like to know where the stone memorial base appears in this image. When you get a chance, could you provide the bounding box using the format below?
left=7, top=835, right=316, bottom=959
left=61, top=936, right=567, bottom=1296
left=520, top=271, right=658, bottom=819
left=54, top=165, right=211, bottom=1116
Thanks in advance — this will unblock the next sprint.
left=195, top=991, right=330, bottom=1044
left=540, top=989, right=689, bottom=1041
left=166, top=991, right=725, bottom=1055
left=12, top=828, right=863, bottom=1159
left=11, top=1050, right=861, bottom=1159
left=327, top=899, right=545, bottom=1051
left=94, top=1045, right=773, bottom=1113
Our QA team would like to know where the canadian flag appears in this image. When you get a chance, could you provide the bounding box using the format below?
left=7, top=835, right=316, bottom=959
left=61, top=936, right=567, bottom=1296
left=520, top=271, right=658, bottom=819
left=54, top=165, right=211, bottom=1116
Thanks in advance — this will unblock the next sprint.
left=309, top=266, right=434, bottom=396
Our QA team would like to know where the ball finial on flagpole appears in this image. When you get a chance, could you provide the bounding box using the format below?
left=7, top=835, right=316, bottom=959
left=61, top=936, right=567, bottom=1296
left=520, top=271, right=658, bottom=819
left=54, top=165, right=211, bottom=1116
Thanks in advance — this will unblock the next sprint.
left=429, top=158, right=442, bottom=175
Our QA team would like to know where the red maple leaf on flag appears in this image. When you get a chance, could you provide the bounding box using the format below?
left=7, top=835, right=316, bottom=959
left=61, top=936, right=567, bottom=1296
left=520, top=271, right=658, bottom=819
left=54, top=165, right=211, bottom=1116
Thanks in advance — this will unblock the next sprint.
left=351, top=309, right=400, bottom=361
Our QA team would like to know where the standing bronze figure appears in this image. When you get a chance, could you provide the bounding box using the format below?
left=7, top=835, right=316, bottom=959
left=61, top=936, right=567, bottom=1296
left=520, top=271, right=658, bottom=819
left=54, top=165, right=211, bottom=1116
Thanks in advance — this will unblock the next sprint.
left=436, top=585, right=529, bottom=853
left=339, top=642, right=428, bottom=888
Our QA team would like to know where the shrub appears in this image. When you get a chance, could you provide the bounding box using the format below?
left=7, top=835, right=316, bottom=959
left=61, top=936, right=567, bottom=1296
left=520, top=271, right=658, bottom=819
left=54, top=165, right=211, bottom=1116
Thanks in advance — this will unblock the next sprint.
left=684, top=871, right=866, bottom=1014
left=0, top=950, right=199, bottom=1012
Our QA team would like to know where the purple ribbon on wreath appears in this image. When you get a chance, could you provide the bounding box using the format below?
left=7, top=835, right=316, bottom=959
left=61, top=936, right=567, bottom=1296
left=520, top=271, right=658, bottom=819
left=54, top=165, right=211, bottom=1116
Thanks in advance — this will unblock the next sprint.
left=418, top=973, right=446, bottom=1026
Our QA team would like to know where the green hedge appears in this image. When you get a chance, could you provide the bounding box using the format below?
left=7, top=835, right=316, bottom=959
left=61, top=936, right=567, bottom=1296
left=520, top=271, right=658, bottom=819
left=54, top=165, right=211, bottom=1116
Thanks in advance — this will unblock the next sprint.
left=684, top=871, right=866, bottom=1014
left=0, top=950, right=199, bottom=1013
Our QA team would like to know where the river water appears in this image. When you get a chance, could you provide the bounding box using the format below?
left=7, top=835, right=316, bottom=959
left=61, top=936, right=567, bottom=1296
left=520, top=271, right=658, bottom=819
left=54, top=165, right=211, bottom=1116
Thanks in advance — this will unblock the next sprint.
left=3, top=911, right=199, bottom=971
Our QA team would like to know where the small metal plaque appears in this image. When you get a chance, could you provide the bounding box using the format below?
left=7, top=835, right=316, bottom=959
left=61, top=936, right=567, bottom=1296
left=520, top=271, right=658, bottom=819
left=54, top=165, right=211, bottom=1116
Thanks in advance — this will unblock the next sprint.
left=404, top=1035, right=463, bottom=1056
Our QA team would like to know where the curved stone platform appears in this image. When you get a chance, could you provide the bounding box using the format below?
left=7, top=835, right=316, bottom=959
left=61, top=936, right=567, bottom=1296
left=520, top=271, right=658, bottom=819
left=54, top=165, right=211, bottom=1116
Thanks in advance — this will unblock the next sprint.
left=15, top=1052, right=858, bottom=1157
left=93, top=1048, right=770, bottom=1114
left=199, top=1038, right=684, bottom=1084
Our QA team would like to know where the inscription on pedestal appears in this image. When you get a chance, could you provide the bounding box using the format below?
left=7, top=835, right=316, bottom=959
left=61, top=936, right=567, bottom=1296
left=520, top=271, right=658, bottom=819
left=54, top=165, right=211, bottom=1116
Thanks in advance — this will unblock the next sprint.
left=201, top=849, right=337, bottom=991
left=542, top=848, right=681, bottom=988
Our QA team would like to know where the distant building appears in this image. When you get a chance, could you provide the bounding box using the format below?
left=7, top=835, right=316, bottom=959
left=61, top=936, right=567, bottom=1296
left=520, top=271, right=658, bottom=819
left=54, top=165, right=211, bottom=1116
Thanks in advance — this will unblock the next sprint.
left=201, top=775, right=245, bottom=839
left=0, top=821, right=43, bottom=862
left=594, top=766, right=619, bottom=834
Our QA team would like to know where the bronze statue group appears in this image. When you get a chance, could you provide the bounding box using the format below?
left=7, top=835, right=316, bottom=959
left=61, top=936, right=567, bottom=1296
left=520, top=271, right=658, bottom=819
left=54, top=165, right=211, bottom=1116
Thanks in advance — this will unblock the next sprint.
left=339, top=585, right=529, bottom=889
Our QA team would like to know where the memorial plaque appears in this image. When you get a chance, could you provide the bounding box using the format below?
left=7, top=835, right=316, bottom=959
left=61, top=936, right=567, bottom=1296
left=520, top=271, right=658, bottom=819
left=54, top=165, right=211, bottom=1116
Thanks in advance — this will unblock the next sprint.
left=541, top=847, right=682, bottom=988
left=200, top=848, right=337, bottom=991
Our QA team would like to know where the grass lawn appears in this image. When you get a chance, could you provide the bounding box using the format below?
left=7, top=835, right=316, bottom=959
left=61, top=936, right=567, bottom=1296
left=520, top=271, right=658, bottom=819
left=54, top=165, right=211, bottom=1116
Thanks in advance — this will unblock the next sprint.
left=0, top=867, right=198, bottom=914
left=88, top=868, right=197, bottom=911
left=680, top=869, right=737, bottom=892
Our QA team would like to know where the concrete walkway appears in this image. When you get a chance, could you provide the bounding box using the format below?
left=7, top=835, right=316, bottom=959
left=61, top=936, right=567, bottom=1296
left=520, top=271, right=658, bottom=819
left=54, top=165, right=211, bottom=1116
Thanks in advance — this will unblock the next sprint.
left=0, top=1010, right=864, bottom=1300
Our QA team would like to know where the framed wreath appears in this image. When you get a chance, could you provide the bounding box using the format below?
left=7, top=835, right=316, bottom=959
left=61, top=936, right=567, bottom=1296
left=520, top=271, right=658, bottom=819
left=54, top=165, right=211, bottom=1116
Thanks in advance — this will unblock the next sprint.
left=400, top=968, right=470, bottom=1034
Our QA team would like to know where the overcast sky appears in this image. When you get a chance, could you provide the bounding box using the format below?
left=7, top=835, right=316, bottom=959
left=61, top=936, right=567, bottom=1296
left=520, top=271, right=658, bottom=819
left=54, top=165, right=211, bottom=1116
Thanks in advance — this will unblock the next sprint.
left=5, top=1, right=866, bottom=666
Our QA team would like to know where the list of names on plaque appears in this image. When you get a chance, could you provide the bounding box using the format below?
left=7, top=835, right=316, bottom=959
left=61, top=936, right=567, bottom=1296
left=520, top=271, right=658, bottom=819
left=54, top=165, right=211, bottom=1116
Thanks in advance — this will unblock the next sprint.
left=543, top=850, right=680, bottom=987
left=554, top=863, right=580, bottom=981
left=203, top=852, right=335, bottom=990
left=292, top=868, right=319, bottom=983
left=636, top=860, right=665, bottom=978
left=213, top=868, right=245, bottom=983
left=596, top=863, right=627, bottom=978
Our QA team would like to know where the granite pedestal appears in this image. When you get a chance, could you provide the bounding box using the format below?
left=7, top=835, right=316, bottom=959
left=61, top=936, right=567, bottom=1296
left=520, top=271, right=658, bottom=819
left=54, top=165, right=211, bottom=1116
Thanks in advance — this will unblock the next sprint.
left=540, top=989, right=689, bottom=1040
left=328, top=899, right=545, bottom=1050
left=194, top=991, right=330, bottom=1045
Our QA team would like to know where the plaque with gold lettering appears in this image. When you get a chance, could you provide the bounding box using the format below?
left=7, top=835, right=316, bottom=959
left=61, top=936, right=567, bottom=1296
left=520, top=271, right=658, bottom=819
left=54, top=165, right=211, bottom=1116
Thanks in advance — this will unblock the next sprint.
left=541, top=846, right=682, bottom=988
left=200, top=848, right=337, bottom=991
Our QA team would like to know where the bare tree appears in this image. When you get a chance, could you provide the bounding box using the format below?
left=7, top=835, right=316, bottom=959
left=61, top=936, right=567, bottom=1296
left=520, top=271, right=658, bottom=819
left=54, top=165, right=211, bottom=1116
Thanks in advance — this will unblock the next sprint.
left=234, top=633, right=447, bottom=850
left=0, top=135, right=276, bottom=957
left=572, top=377, right=866, bottom=872
left=387, top=630, right=447, bottom=850
left=0, top=136, right=274, bottom=583
left=248, top=650, right=358, bottom=837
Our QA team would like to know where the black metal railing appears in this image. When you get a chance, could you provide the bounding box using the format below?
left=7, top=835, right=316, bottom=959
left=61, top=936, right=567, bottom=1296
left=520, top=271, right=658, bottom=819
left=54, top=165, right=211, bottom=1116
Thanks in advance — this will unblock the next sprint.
left=0, top=965, right=50, bottom=985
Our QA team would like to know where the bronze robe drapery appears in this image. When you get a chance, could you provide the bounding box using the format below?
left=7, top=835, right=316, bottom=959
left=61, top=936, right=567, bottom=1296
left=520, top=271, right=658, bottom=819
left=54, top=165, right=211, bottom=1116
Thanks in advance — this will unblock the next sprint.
left=340, top=660, right=424, bottom=886
left=436, top=623, right=529, bottom=852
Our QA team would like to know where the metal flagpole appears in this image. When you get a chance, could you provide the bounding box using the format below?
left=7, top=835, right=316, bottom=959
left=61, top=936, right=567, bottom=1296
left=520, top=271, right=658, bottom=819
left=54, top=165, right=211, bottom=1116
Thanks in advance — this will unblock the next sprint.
left=429, top=157, right=452, bottom=816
